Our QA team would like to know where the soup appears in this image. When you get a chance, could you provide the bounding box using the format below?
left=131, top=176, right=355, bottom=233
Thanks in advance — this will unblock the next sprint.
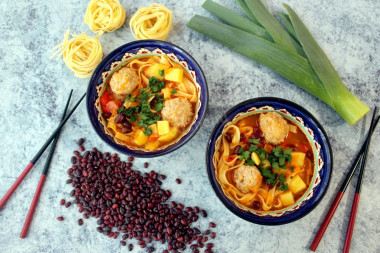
left=213, top=111, right=314, bottom=212
left=98, top=55, right=198, bottom=151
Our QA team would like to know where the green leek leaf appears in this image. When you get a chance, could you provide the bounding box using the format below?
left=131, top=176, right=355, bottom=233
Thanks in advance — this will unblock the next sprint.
left=235, top=0, right=261, bottom=25
left=243, top=0, right=303, bottom=56
left=275, top=11, right=299, bottom=44
left=283, top=4, right=369, bottom=125
left=203, top=0, right=272, bottom=41
left=187, top=15, right=333, bottom=107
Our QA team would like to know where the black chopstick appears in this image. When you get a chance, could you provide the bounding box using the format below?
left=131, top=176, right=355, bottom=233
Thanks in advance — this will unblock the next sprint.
left=310, top=113, right=380, bottom=251
left=0, top=92, right=86, bottom=211
left=343, top=107, right=378, bottom=252
left=19, top=89, right=73, bottom=238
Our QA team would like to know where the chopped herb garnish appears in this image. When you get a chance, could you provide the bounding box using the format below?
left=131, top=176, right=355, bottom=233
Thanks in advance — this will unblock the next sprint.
left=123, top=94, right=131, bottom=102
left=290, top=166, right=294, bottom=172
left=249, top=144, right=258, bottom=152
left=117, top=106, right=126, bottom=114
left=144, top=127, right=153, bottom=136
left=171, top=88, right=177, bottom=94
left=158, top=69, right=164, bottom=76
left=140, top=70, right=145, bottom=73
left=260, top=168, right=276, bottom=180
left=248, top=138, right=260, bottom=144
left=120, top=77, right=167, bottom=136
left=155, top=102, right=163, bottom=112
left=278, top=183, right=288, bottom=191
left=246, top=159, right=255, bottom=166
left=149, top=76, right=165, bottom=92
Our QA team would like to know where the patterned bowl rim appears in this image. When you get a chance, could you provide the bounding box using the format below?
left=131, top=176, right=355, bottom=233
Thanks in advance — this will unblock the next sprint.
left=206, top=97, right=333, bottom=225
left=86, top=40, right=208, bottom=157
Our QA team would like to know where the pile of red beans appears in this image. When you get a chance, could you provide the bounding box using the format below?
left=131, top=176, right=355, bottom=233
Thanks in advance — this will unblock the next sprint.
left=59, top=139, right=216, bottom=253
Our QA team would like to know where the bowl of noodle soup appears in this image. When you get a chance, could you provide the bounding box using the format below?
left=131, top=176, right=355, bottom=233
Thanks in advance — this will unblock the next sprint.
left=206, top=97, right=332, bottom=225
left=87, top=40, right=208, bottom=157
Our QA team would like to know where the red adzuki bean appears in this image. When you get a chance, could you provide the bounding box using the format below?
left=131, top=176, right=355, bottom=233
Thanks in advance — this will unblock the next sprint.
left=62, top=144, right=217, bottom=252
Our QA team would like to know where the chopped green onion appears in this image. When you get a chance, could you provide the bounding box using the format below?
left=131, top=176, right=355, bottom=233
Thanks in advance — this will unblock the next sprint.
left=283, top=4, right=369, bottom=125
left=203, top=0, right=272, bottom=41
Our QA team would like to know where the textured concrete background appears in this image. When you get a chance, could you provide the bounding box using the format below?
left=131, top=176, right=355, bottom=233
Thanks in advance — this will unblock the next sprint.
left=0, top=0, right=379, bottom=252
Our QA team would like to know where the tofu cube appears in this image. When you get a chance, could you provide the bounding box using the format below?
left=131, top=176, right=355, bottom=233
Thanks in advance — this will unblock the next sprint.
left=157, top=121, right=170, bottom=135
left=279, top=191, right=295, bottom=207
left=291, top=152, right=306, bottom=167
left=164, top=68, right=183, bottom=83
left=134, top=130, right=149, bottom=146
left=289, top=175, right=307, bottom=195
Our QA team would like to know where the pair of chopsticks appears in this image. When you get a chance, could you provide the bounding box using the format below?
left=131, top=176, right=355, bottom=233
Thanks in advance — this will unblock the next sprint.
left=0, top=90, right=86, bottom=238
left=310, top=107, right=379, bottom=252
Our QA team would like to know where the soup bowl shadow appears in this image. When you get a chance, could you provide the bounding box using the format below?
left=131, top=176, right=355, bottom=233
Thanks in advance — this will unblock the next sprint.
left=86, top=40, right=208, bottom=157
left=206, top=97, right=332, bottom=225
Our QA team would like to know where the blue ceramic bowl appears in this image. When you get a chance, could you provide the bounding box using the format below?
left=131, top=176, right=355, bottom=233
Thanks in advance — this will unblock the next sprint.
left=206, top=97, right=332, bottom=225
left=87, top=40, right=208, bottom=157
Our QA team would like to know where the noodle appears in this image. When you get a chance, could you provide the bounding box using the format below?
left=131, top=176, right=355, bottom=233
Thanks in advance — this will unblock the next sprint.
left=213, top=112, right=315, bottom=213
left=51, top=30, right=103, bottom=78
left=84, top=0, right=126, bottom=32
left=97, top=55, right=199, bottom=151
left=129, top=3, right=173, bottom=40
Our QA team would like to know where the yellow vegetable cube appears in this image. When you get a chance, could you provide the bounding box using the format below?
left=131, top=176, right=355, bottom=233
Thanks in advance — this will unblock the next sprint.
left=289, top=175, right=307, bottom=195
left=158, top=127, right=179, bottom=143
left=134, top=130, right=149, bottom=146
left=145, top=141, right=161, bottom=151
left=157, top=121, right=170, bottom=135
left=261, top=159, right=271, bottom=169
left=289, top=124, right=297, bottom=133
left=115, top=132, right=130, bottom=141
left=251, top=152, right=261, bottom=166
left=164, top=68, right=183, bottom=83
left=291, top=152, right=306, bottom=167
left=279, top=191, right=295, bottom=207
left=145, top=64, right=168, bottom=80
left=161, top=87, right=171, bottom=99
left=150, top=124, right=158, bottom=134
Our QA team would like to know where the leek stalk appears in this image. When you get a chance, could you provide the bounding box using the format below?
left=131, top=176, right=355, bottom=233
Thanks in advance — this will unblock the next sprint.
left=283, top=4, right=369, bottom=125
left=235, top=0, right=261, bottom=25
left=187, top=15, right=334, bottom=107
left=275, top=11, right=299, bottom=43
left=243, top=0, right=302, bottom=55
left=202, top=0, right=272, bottom=41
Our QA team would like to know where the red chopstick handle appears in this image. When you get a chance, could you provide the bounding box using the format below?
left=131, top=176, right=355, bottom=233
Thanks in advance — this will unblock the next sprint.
left=309, top=191, right=345, bottom=251
left=343, top=193, right=360, bottom=253
left=20, top=174, right=47, bottom=238
left=0, top=162, right=35, bottom=210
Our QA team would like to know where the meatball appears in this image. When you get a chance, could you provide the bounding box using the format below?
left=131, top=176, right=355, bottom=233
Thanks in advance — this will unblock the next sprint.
left=109, top=67, right=139, bottom=95
left=259, top=112, right=289, bottom=145
left=161, top=98, right=193, bottom=127
left=233, top=165, right=262, bottom=194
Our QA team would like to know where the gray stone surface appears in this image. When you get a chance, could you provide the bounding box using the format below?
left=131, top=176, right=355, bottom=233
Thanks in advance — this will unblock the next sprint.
left=0, top=0, right=379, bottom=252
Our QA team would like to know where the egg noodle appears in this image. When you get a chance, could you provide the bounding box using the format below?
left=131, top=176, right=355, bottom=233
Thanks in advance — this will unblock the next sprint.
left=214, top=119, right=310, bottom=212
left=129, top=3, right=173, bottom=40
left=102, top=55, right=198, bottom=150
left=84, top=0, right=126, bottom=32
left=51, top=30, right=103, bottom=78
